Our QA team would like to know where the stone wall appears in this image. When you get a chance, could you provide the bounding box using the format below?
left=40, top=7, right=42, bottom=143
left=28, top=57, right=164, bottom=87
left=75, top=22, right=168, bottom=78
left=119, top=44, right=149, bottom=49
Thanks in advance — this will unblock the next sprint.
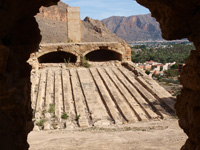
left=29, top=42, right=131, bottom=68
left=66, top=7, right=82, bottom=43
left=136, top=0, right=200, bottom=149
left=0, top=0, right=59, bottom=149
left=38, top=1, right=68, bottom=22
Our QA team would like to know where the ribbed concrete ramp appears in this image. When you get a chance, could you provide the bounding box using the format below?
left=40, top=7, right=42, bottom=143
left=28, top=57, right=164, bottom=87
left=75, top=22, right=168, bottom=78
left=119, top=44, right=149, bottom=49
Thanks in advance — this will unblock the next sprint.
left=31, top=64, right=175, bottom=130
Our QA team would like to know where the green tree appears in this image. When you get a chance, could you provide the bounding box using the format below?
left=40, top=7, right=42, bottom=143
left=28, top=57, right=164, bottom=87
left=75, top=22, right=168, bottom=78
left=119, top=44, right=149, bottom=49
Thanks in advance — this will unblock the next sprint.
left=145, top=70, right=151, bottom=75
left=160, top=66, right=163, bottom=71
left=131, top=43, right=194, bottom=64
left=170, top=63, right=179, bottom=69
left=164, top=69, right=178, bottom=77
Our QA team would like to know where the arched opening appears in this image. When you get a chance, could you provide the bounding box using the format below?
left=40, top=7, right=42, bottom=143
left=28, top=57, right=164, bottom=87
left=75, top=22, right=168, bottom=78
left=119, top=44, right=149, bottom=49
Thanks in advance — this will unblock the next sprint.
left=38, top=51, right=77, bottom=63
left=85, top=49, right=122, bottom=62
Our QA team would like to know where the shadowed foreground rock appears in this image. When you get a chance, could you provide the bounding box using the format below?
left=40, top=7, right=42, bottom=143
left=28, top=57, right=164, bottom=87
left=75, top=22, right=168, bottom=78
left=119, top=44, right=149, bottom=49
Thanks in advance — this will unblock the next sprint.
left=0, top=0, right=59, bottom=149
left=136, top=0, right=200, bottom=149
left=0, top=0, right=200, bottom=149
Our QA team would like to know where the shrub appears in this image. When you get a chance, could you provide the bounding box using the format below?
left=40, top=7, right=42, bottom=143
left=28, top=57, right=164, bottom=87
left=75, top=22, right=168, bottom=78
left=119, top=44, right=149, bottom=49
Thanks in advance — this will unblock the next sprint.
left=164, top=69, right=178, bottom=77
left=75, top=114, right=81, bottom=121
left=160, top=66, right=163, bottom=71
left=145, top=70, right=150, bottom=75
left=48, top=104, right=55, bottom=113
left=153, top=73, right=162, bottom=80
left=81, top=57, right=91, bottom=68
left=36, top=119, right=45, bottom=127
left=170, top=63, right=179, bottom=69
left=42, top=109, right=46, bottom=115
left=64, top=58, right=71, bottom=67
left=61, top=113, right=69, bottom=119
left=173, top=90, right=181, bottom=96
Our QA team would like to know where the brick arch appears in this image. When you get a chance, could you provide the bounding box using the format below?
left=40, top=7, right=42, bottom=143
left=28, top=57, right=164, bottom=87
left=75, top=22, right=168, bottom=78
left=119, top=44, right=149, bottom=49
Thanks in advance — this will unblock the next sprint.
left=83, top=48, right=123, bottom=62
left=37, top=51, right=77, bottom=63
left=36, top=49, right=78, bottom=59
left=82, top=47, right=123, bottom=57
left=82, top=47, right=123, bottom=61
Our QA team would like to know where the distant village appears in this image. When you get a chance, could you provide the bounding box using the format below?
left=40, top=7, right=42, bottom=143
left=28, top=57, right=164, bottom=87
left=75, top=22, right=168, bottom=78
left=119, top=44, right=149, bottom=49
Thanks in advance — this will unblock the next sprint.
left=136, top=60, right=185, bottom=76
left=136, top=60, right=175, bottom=75
left=131, top=41, right=190, bottom=76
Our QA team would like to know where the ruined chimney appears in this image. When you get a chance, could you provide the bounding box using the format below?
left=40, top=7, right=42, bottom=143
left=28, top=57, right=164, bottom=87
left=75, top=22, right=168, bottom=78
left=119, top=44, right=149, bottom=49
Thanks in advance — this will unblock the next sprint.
left=66, top=7, right=81, bottom=43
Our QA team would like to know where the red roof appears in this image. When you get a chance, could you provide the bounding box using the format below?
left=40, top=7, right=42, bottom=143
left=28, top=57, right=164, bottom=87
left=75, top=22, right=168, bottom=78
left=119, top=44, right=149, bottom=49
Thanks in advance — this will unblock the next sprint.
left=146, top=60, right=155, bottom=64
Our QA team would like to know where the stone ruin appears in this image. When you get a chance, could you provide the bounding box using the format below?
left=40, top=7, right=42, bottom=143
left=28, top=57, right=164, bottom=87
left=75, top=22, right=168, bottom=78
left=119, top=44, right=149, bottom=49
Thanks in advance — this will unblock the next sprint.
left=29, top=6, right=132, bottom=67
left=66, top=7, right=82, bottom=43
left=0, top=0, right=199, bottom=149
left=29, top=6, right=174, bottom=131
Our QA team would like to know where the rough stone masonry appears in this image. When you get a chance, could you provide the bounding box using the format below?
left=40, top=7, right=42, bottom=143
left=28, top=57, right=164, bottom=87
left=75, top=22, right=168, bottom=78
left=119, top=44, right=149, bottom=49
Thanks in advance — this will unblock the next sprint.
left=0, top=0, right=59, bottom=149
left=66, top=7, right=82, bottom=43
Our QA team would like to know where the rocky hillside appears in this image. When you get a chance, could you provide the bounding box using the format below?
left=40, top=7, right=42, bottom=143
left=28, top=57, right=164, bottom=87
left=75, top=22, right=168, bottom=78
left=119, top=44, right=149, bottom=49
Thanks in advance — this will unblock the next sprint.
left=82, top=17, right=125, bottom=43
left=35, top=1, right=125, bottom=44
left=101, top=14, right=162, bottom=42
left=35, top=1, right=68, bottom=43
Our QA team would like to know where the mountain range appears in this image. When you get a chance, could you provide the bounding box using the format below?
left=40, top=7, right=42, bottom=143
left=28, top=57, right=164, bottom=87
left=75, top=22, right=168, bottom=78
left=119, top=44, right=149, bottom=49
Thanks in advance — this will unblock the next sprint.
left=35, top=1, right=162, bottom=43
left=102, top=14, right=162, bottom=42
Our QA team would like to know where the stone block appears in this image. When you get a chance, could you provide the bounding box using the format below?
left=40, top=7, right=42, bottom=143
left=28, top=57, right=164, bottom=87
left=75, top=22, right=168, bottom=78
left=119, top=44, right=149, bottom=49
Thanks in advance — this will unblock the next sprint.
left=66, top=7, right=81, bottom=43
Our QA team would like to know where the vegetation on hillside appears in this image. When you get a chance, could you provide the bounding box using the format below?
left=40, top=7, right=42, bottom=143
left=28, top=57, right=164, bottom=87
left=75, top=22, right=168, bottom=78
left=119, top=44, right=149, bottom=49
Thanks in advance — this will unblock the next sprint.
left=163, top=63, right=179, bottom=77
left=152, top=63, right=179, bottom=85
left=131, top=44, right=194, bottom=64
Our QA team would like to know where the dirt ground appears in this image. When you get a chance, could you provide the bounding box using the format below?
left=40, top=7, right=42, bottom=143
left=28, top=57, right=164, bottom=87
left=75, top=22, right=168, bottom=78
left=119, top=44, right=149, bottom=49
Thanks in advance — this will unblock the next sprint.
left=28, top=118, right=187, bottom=150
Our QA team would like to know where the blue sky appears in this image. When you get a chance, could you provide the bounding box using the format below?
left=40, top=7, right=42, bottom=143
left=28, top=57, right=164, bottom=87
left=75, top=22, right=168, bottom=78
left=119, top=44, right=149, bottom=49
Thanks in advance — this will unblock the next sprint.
left=62, top=0, right=150, bottom=20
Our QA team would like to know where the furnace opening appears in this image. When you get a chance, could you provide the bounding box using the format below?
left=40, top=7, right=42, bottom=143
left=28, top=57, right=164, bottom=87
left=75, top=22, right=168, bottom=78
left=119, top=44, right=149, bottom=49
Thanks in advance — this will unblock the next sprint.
left=38, top=51, right=77, bottom=63
left=85, top=49, right=122, bottom=62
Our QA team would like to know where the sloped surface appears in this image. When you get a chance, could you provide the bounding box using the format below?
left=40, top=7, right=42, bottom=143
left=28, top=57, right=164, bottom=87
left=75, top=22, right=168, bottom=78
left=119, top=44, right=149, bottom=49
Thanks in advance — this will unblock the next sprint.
left=31, top=63, right=175, bottom=130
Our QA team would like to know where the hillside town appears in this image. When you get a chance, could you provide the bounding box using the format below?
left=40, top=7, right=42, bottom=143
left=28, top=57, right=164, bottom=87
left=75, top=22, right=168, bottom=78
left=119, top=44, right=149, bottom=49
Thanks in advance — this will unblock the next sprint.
left=136, top=60, right=185, bottom=77
left=136, top=60, right=176, bottom=75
